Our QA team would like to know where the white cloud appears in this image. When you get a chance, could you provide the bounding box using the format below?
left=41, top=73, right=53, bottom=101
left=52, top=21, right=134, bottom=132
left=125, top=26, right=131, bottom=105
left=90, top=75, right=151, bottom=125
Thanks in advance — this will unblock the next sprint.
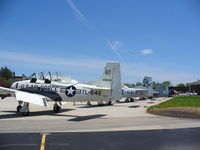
left=0, top=50, right=105, bottom=70
left=1, top=50, right=196, bottom=85
left=140, top=49, right=153, bottom=55
left=66, top=0, right=124, bottom=59
left=107, top=40, right=123, bottom=59
left=108, top=40, right=123, bottom=50
left=66, top=0, right=87, bottom=22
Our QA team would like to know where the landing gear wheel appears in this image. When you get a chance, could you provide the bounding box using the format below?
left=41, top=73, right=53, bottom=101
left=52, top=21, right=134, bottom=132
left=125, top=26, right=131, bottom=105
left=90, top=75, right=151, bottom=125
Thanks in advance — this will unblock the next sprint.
left=125, top=98, right=129, bottom=102
left=130, top=98, right=134, bottom=102
left=53, top=105, right=61, bottom=113
left=16, top=106, right=22, bottom=112
left=87, top=101, right=91, bottom=105
left=21, top=111, right=29, bottom=116
left=140, top=97, right=146, bottom=100
left=18, top=102, right=30, bottom=116
left=107, top=101, right=112, bottom=105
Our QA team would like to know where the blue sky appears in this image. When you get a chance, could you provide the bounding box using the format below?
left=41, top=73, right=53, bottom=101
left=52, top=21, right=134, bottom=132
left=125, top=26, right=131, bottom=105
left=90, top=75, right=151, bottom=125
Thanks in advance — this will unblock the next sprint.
left=0, top=0, right=200, bottom=85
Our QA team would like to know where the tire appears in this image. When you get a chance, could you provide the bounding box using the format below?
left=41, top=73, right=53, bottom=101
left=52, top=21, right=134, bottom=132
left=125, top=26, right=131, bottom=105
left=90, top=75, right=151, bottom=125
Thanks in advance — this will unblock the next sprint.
left=87, top=102, right=91, bottom=105
left=125, top=98, right=129, bottom=102
left=107, top=101, right=112, bottom=105
left=16, top=106, right=22, bottom=112
left=98, top=102, right=104, bottom=106
left=21, top=111, right=29, bottom=116
left=53, top=105, right=61, bottom=113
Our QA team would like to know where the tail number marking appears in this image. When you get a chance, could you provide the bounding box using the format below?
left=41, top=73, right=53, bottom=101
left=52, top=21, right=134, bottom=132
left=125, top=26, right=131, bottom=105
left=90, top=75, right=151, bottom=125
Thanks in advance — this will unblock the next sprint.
left=90, top=90, right=102, bottom=96
left=105, top=69, right=111, bottom=75
left=82, top=90, right=102, bottom=96
left=143, top=79, right=152, bottom=87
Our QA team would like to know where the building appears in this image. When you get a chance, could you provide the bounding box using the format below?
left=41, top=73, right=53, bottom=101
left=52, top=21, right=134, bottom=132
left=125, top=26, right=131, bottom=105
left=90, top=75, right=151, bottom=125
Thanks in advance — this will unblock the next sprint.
left=155, top=83, right=169, bottom=97
left=169, top=80, right=200, bottom=95
left=188, top=80, right=200, bottom=95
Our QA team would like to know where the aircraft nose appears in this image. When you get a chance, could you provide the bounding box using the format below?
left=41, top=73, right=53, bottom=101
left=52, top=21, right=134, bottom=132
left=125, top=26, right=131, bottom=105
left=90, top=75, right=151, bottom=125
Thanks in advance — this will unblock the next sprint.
left=11, top=82, right=16, bottom=89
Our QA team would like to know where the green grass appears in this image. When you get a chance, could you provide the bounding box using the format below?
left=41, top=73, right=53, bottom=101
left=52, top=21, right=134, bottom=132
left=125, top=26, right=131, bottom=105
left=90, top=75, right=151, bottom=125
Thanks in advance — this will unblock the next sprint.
left=148, top=96, right=200, bottom=111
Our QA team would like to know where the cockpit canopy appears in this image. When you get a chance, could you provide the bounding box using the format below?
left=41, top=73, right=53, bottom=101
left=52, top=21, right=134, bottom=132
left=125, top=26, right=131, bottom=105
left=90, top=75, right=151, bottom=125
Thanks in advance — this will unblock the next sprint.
left=28, top=72, right=78, bottom=84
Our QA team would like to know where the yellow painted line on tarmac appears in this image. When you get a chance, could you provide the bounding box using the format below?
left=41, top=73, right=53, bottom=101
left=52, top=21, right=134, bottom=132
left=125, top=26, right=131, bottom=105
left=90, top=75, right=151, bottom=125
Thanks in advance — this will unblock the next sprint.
left=40, top=134, right=47, bottom=150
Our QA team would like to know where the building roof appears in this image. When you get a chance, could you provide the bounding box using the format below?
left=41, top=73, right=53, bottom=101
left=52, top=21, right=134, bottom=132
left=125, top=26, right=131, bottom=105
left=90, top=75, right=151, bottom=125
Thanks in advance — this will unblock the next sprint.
left=189, top=80, right=200, bottom=85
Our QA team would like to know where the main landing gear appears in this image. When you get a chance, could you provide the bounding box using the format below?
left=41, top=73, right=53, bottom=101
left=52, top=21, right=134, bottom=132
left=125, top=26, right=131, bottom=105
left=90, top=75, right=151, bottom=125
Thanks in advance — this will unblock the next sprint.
left=87, top=101, right=91, bottom=106
left=16, top=101, right=29, bottom=116
left=107, top=101, right=112, bottom=105
left=139, top=97, right=146, bottom=100
left=97, top=100, right=112, bottom=106
left=53, top=102, right=62, bottom=113
left=125, top=98, right=135, bottom=102
left=16, top=101, right=22, bottom=112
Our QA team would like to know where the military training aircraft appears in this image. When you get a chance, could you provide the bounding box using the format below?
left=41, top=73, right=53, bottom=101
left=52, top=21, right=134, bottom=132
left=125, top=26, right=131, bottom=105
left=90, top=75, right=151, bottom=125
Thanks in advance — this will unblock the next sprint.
left=121, top=76, right=153, bottom=102
left=0, top=62, right=122, bottom=116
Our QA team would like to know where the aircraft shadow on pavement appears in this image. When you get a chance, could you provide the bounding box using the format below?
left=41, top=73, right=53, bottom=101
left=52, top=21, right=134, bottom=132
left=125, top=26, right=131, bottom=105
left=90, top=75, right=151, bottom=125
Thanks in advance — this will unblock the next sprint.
left=116, top=101, right=135, bottom=104
left=78, top=104, right=135, bottom=108
left=0, top=109, right=74, bottom=119
left=129, top=105, right=140, bottom=108
left=147, top=102, right=155, bottom=104
left=68, top=114, right=106, bottom=122
left=77, top=104, right=113, bottom=108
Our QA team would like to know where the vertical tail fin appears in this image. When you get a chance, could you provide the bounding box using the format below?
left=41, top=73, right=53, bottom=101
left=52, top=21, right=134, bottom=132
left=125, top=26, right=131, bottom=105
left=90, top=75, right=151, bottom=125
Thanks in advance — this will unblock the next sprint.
left=88, top=61, right=122, bottom=101
left=101, top=62, right=122, bottom=101
left=142, top=76, right=152, bottom=88
left=142, top=76, right=153, bottom=97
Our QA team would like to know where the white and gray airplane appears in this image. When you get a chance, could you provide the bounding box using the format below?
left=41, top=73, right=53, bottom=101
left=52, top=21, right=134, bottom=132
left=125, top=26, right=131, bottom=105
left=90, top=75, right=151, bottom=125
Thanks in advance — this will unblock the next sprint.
left=0, top=62, right=122, bottom=116
left=122, top=76, right=153, bottom=102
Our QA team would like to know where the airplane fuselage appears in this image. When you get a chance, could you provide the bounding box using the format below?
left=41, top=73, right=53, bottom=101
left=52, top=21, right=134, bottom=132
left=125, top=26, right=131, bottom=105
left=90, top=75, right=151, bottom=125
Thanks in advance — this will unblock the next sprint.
left=11, top=80, right=111, bottom=103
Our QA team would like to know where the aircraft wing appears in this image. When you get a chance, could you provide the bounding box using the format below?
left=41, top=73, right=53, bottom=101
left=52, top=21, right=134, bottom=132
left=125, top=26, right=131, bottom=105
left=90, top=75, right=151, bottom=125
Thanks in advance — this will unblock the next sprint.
left=135, top=88, right=147, bottom=92
left=123, top=87, right=147, bottom=92
left=0, top=86, right=49, bottom=107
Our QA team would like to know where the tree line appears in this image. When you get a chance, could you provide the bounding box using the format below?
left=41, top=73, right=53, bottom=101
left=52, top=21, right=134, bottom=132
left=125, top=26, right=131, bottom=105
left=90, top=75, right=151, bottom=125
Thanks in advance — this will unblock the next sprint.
left=124, top=81, right=187, bottom=89
left=0, top=66, right=13, bottom=85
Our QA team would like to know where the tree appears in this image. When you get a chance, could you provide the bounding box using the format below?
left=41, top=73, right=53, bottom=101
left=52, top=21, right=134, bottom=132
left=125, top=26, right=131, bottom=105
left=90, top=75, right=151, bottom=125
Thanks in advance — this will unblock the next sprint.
left=135, top=82, right=141, bottom=86
left=0, top=66, right=13, bottom=80
left=162, top=81, right=171, bottom=88
left=176, top=83, right=186, bottom=87
left=152, top=81, right=157, bottom=89
left=130, top=84, right=135, bottom=88
left=123, top=83, right=135, bottom=88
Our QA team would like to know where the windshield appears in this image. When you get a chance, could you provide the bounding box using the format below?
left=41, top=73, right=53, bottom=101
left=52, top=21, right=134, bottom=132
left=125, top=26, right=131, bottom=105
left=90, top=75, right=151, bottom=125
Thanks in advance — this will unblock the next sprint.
left=42, top=72, right=78, bottom=84
left=27, top=72, right=78, bottom=84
